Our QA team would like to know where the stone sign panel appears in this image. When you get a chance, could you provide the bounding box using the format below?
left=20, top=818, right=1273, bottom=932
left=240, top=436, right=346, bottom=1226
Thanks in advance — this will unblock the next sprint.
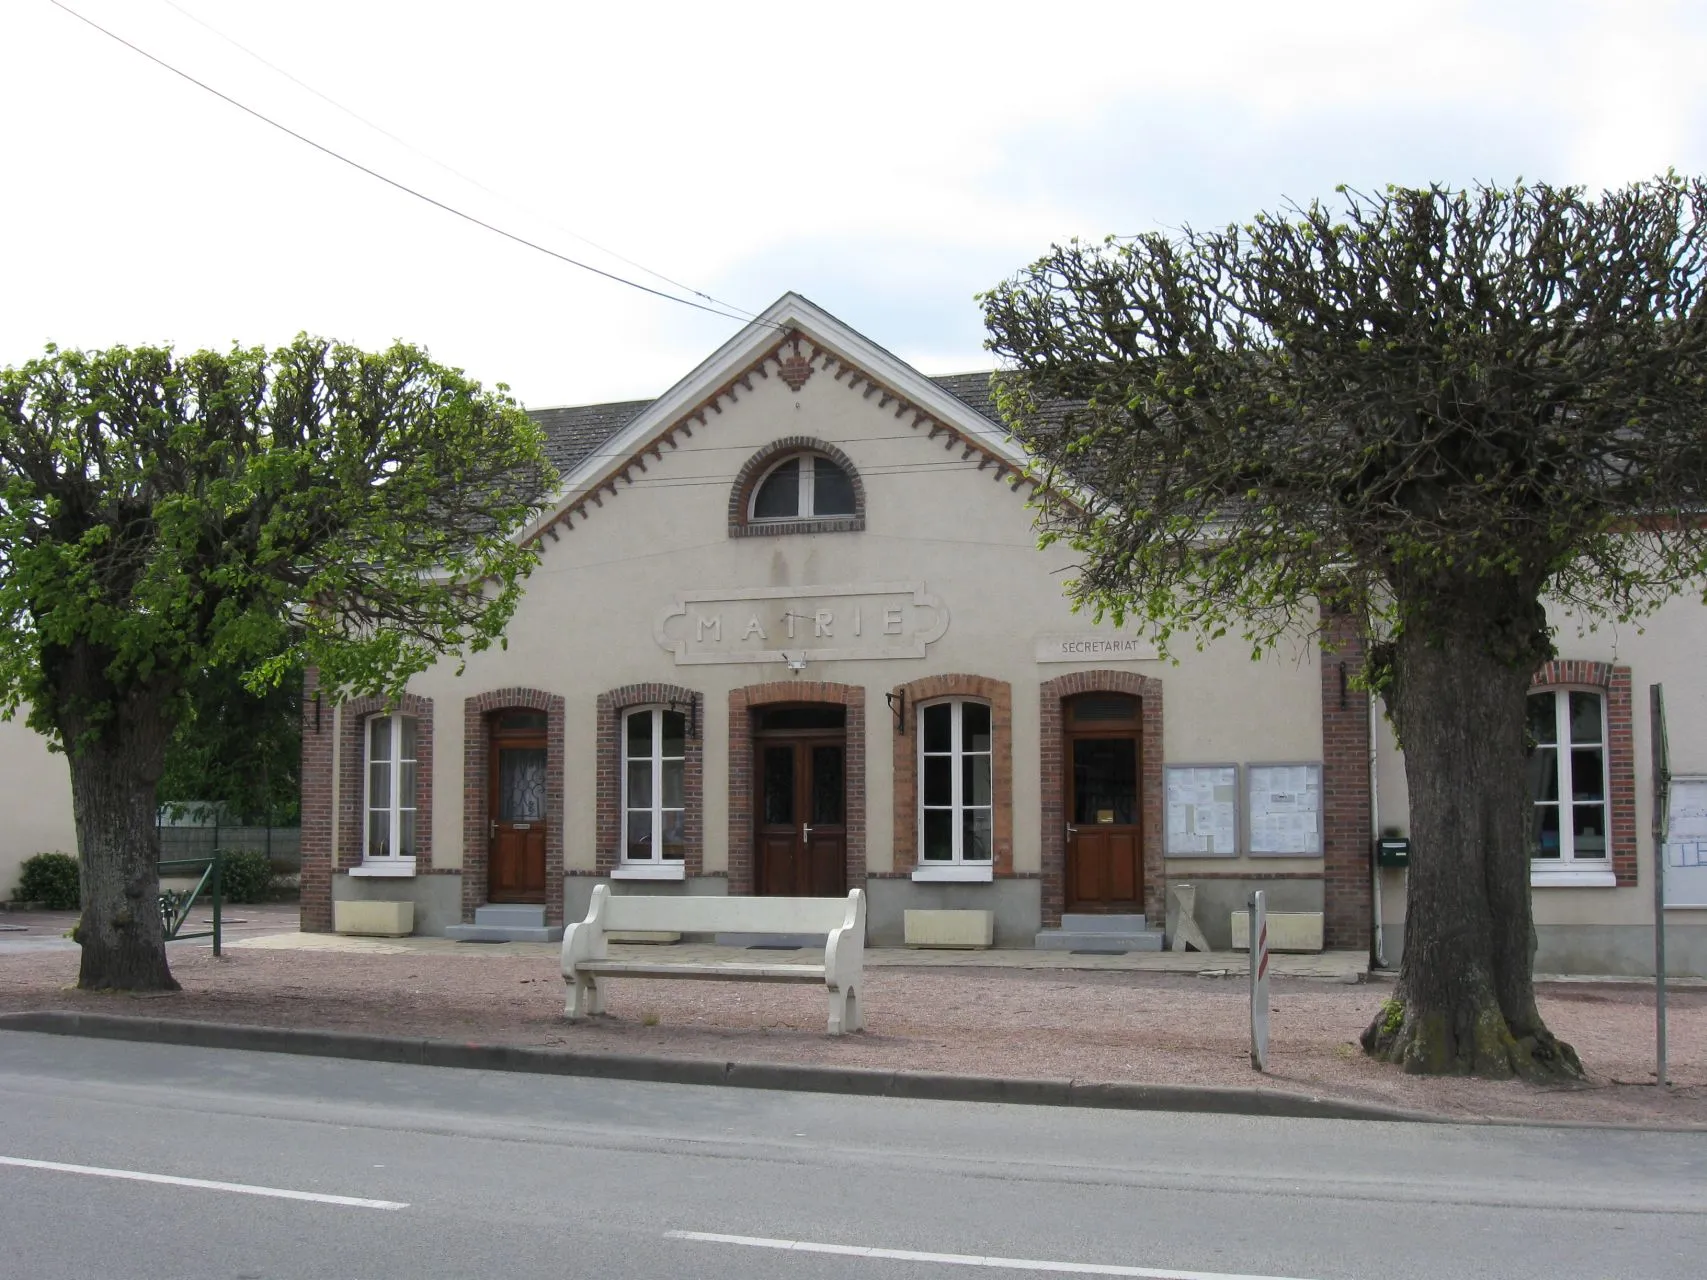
left=656, top=582, right=948, bottom=665
left=1034, top=632, right=1159, bottom=663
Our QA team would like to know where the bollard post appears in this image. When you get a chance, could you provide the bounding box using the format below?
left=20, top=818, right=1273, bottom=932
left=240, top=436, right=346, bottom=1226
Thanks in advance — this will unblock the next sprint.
left=1249, top=889, right=1270, bottom=1071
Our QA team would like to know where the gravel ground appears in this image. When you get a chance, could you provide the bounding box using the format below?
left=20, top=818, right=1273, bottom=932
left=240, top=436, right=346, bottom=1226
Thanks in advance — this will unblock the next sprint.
left=2, top=939, right=1702, bottom=1128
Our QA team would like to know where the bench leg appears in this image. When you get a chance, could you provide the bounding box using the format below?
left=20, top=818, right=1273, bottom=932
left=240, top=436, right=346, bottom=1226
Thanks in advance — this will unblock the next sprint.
left=827, top=985, right=860, bottom=1036
left=565, top=970, right=603, bottom=1021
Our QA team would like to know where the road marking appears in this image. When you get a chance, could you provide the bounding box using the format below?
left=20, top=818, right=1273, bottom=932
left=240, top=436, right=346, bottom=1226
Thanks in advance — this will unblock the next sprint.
left=0, top=1156, right=407, bottom=1210
left=666, top=1231, right=1316, bottom=1280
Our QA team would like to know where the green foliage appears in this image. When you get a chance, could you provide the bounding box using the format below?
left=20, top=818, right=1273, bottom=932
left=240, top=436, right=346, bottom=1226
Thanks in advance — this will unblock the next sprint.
left=160, top=662, right=302, bottom=825
left=1379, top=997, right=1405, bottom=1037
left=17, top=851, right=79, bottom=909
left=216, top=850, right=276, bottom=904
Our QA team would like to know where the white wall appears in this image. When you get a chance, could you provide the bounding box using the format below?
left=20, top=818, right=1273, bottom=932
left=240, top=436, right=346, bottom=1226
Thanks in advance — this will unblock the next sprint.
left=0, top=712, right=77, bottom=899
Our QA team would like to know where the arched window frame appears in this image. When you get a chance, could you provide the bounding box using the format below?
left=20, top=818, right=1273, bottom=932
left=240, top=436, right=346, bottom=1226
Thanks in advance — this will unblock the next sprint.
left=621, top=704, right=688, bottom=874
left=916, top=696, right=995, bottom=875
left=729, top=438, right=865, bottom=538
left=748, top=452, right=856, bottom=522
left=363, top=713, right=418, bottom=865
left=1527, top=684, right=1613, bottom=881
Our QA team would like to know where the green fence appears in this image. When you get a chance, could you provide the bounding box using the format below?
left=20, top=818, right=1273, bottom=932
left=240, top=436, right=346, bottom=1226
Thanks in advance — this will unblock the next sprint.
left=157, top=853, right=223, bottom=956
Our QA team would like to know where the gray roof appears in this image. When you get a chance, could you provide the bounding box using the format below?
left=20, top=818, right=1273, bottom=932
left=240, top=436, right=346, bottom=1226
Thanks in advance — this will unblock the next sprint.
left=527, top=373, right=1006, bottom=477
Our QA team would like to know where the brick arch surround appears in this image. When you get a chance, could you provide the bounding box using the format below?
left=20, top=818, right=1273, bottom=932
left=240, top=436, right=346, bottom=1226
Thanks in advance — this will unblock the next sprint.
left=890, top=674, right=1014, bottom=875
left=728, top=681, right=866, bottom=896
left=1039, top=671, right=1164, bottom=927
left=337, top=692, right=436, bottom=874
left=727, top=436, right=866, bottom=538
left=595, top=683, right=705, bottom=876
left=1531, top=659, right=1636, bottom=887
left=462, top=688, right=566, bottom=924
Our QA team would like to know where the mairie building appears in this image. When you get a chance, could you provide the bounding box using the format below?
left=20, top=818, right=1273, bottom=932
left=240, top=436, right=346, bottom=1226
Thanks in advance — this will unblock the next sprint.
left=291, top=294, right=1707, bottom=977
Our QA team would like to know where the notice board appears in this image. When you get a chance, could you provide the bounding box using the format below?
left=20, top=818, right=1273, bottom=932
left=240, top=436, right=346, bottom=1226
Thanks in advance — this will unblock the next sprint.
left=1247, top=763, right=1324, bottom=856
left=1164, top=764, right=1239, bottom=856
left=1663, top=774, right=1707, bottom=908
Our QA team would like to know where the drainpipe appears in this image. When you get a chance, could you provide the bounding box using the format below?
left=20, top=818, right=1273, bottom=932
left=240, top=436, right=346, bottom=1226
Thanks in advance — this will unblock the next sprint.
left=1370, top=693, right=1386, bottom=968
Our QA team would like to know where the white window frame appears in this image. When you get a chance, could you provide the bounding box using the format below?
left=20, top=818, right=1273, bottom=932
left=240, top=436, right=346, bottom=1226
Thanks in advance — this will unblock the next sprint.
left=615, top=706, right=687, bottom=880
left=356, top=713, right=417, bottom=877
left=1529, top=687, right=1615, bottom=888
left=748, top=453, right=855, bottom=522
left=913, top=697, right=995, bottom=883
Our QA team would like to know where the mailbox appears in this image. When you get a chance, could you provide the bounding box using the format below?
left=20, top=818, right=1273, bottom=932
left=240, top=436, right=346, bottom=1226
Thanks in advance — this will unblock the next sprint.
left=1376, top=836, right=1410, bottom=868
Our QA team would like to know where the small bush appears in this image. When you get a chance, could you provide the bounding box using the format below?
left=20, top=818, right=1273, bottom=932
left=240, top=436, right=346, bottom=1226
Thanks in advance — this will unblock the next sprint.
left=18, top=852, right=80, bottom=910
left=218, top=850, right=276, bottom=904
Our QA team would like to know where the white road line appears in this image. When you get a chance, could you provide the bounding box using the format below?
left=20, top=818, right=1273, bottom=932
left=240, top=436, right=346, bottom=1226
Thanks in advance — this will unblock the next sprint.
left=0, top=1156, right=407, bottom=1210
left=666, top=1231, right=1316, bottom=1280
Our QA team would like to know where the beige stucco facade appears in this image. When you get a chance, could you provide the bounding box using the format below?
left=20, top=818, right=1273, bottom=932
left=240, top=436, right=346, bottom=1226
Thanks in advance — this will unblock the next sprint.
left=0, top=711, right=76, bottom=901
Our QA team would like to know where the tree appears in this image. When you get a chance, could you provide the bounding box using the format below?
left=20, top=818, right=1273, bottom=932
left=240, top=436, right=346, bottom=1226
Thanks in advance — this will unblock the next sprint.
left=981, top=177, right=1707, bottom=1079
left=0, top=337, right=554, bottom=991
left=159, top=661, right=302, bottom=826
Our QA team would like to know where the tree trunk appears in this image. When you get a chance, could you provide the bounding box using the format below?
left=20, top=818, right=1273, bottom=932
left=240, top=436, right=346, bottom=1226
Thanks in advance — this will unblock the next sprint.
left=65, top=690, right=178, bottom=992
left=1360, top=591, right=1582, bottom=1079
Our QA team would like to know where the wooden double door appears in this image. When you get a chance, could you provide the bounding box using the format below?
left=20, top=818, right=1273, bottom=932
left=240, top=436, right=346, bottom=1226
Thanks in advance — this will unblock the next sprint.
left=488, top=711, right=548, bottom=902
left=754, top=705, right=847, bottom=897
left=1065, top=694, right=1143, bottom=912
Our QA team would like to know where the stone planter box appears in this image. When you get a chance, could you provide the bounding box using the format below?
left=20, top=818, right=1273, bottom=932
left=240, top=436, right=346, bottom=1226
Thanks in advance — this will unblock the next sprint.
left=904, top=908, right=994, bottom=949
left=333, top=900, right=414, bottom=937
left=1230, top=909, right=1324, bottom=953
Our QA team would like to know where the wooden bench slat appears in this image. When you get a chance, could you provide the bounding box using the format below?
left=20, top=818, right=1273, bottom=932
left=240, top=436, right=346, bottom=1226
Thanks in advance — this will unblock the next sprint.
left=580, top=961, right=826, bottom=983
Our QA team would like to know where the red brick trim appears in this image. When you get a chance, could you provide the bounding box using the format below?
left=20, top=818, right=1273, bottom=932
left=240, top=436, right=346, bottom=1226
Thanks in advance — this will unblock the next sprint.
left=1530, top=660, right=1636, bottom=887
left=1320, top=612, right=1373, bottom=951
left=1038, top=671, right=1164, bottom=927
left=727, top=681, right=865, bottom=896
left=336, top=692, right=435, bottom=874
left=462, top=688, right=566, bottom=924
left=595, top=684, right=704, bottom=876
left=298, top=667, right=333, bottom=932
left=889, top=675, right=1014, bottom=876
left=728, top=437, right=866, bottom=538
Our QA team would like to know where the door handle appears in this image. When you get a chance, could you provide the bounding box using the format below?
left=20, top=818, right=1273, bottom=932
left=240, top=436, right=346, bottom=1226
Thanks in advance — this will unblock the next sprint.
left=490, top=821, right=498, bottom=839
left=802, top=823, right=814, bottom=844
left=1066, top=822, right=1078, bottom=840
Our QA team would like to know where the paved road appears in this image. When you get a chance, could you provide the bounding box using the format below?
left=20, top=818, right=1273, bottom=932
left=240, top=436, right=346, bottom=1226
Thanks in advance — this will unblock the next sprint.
left=0, top=1031, right=1701, bottom=1280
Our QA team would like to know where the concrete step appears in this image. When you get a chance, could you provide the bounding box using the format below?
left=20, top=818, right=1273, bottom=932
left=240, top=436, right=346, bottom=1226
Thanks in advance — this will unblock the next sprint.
left=714, top=932, right=827, bottom=949
left=1034, top=928, right=1165, bottom=953
left=473, top=904, right=547, bottom=928
left=445, top=919, right=563, bottom=944
left=1060, top=913, right=1148, bottom=933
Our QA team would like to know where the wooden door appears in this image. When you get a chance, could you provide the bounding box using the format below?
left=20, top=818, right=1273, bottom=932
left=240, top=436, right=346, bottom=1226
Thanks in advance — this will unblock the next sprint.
left=756, top=736, right=847, bottom=896
left=489, top=734, right=548, bottom=903
left=1065, top=697, right=1142, bottom=912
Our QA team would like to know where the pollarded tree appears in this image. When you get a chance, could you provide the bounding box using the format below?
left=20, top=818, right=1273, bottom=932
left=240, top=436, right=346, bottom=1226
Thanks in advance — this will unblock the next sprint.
left=0, top=337, right=555, bottom=991
left=982, top=177, right=1707, bottom=1079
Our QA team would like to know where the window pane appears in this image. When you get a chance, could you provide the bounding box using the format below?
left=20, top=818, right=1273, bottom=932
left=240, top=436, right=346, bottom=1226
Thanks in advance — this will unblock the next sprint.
left=1526, top=746, right=1559, bottom=803
left=753, top=459, right=800, bottom=518
left=962, top=808, right=993, bottom=861
left=399, top=761, right=418, bottom=809
left=923, top=755, right=952, bottom=807
left=626, top=709, right=651, bottom=757
left=962, top=702, right=992, bottom=752
left=500, top=747, right=546, bottom=820
left=369, top=762, right=391, bottom=812
left=369, top=717, right=391, bottom=762
left=1526, top=694, right=1557, bottom=747
left=1533, top=804, right=1561, bottom=857
left=661, top=710, right=686, bottom=757
left=368, top=810, right=389, bottom=857
left=922, top=808, right=953, bottom=860
left=1572, top=804, right=1607, bottom=857
left=963, top=753, right=992, bottom=807
left=399, top=715, right=417, bottom=761
left=812, top=457, right=856, bottom=515
left=1569, top=748, right=1604, bottom=802
left=1568, top=692, right=1603, bottom=745
left=662, top=758, right=684, bottom=808
left=1072, top=693, right=1137, bottom=722
left=762, top=746, right=794, bottom=824
left=661, top=809, right=685, bottom=859
left=626, top=760, right=652, bottom=811
left=626, top=810, right=654, bottom=859
left=812, top=746, right=844, bottom=824
left=398, top=809, right=417, bottom=857
left=1073, top=737, right=1137, bottom=824
left=922, top=703, right=952, bottom=753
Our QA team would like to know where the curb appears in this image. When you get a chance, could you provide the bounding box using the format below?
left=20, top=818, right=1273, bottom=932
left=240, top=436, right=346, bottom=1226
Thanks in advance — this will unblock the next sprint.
left=0, top=1010, right=1437, bottom=1124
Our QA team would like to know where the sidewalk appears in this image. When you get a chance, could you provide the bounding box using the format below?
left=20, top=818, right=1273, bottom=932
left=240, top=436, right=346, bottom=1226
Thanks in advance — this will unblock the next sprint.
left=2, top=909, right=1701, bottom=1129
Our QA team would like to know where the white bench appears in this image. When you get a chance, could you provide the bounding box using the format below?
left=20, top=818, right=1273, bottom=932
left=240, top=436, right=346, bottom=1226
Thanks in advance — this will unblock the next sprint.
left=560, top=886, right=866, bottom=1034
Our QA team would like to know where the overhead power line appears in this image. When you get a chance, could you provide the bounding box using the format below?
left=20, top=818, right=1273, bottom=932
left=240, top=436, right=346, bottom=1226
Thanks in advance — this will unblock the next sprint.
left=49, top=0, right=780, bottom=330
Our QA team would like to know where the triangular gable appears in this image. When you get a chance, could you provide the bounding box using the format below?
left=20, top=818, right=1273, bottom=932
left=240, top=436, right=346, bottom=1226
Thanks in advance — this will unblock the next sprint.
left=520, top=293, right=1040, bottom=548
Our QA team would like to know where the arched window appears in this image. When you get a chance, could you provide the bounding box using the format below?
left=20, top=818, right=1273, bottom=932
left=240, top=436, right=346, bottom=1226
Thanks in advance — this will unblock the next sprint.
left=365, top=714, right=418, bottom=861
left=750, top=452, right=857, bottom=521
left=623, top=706, right=687, bottom=864
left=1526, top=688, right=1608, bottom=865
left=918, top=698, right=994, bottom=866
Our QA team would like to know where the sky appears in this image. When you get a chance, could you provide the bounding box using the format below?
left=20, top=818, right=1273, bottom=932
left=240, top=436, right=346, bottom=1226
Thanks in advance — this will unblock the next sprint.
left=3, top=0, right=1706, bottom=410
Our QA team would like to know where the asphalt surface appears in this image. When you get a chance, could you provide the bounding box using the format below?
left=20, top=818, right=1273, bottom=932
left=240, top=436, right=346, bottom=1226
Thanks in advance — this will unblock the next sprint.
left=0, top=1031, right=1703, bottom=1280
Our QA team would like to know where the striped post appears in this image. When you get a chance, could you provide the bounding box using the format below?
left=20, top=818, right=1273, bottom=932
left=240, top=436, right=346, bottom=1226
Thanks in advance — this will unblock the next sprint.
left=1249, top=890, right=1270, bottom=1071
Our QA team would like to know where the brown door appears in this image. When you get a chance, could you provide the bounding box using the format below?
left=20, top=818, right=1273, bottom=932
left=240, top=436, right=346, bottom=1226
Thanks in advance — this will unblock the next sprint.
left=488, top=713, right=548, bottom=903
left=754, top=706, right=847, bottom=896
left=1065, top=695, right=1142, bottom=912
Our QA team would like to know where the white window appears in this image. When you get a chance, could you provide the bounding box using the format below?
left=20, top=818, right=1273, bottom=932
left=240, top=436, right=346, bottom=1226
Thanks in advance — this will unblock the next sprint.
left=623, top=708, right=686, bottom=865
left=750, top=453, right=856, bottom=521
left=1527, top=689, right=1611, bottom=884
left=364, top=715, right=417, bottom=864
left=918, top=700, right=993, bottom=874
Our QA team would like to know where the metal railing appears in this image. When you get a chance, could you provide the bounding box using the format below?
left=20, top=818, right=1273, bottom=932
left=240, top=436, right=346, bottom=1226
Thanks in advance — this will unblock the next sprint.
left=157, top=854, right=223, bottom=956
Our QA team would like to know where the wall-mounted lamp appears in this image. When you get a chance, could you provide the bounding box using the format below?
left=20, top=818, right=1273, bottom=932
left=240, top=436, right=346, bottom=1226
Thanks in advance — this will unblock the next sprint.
left=783, top=651, right=808, bottom=673
left=885, top=689, right=906, bottom=735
